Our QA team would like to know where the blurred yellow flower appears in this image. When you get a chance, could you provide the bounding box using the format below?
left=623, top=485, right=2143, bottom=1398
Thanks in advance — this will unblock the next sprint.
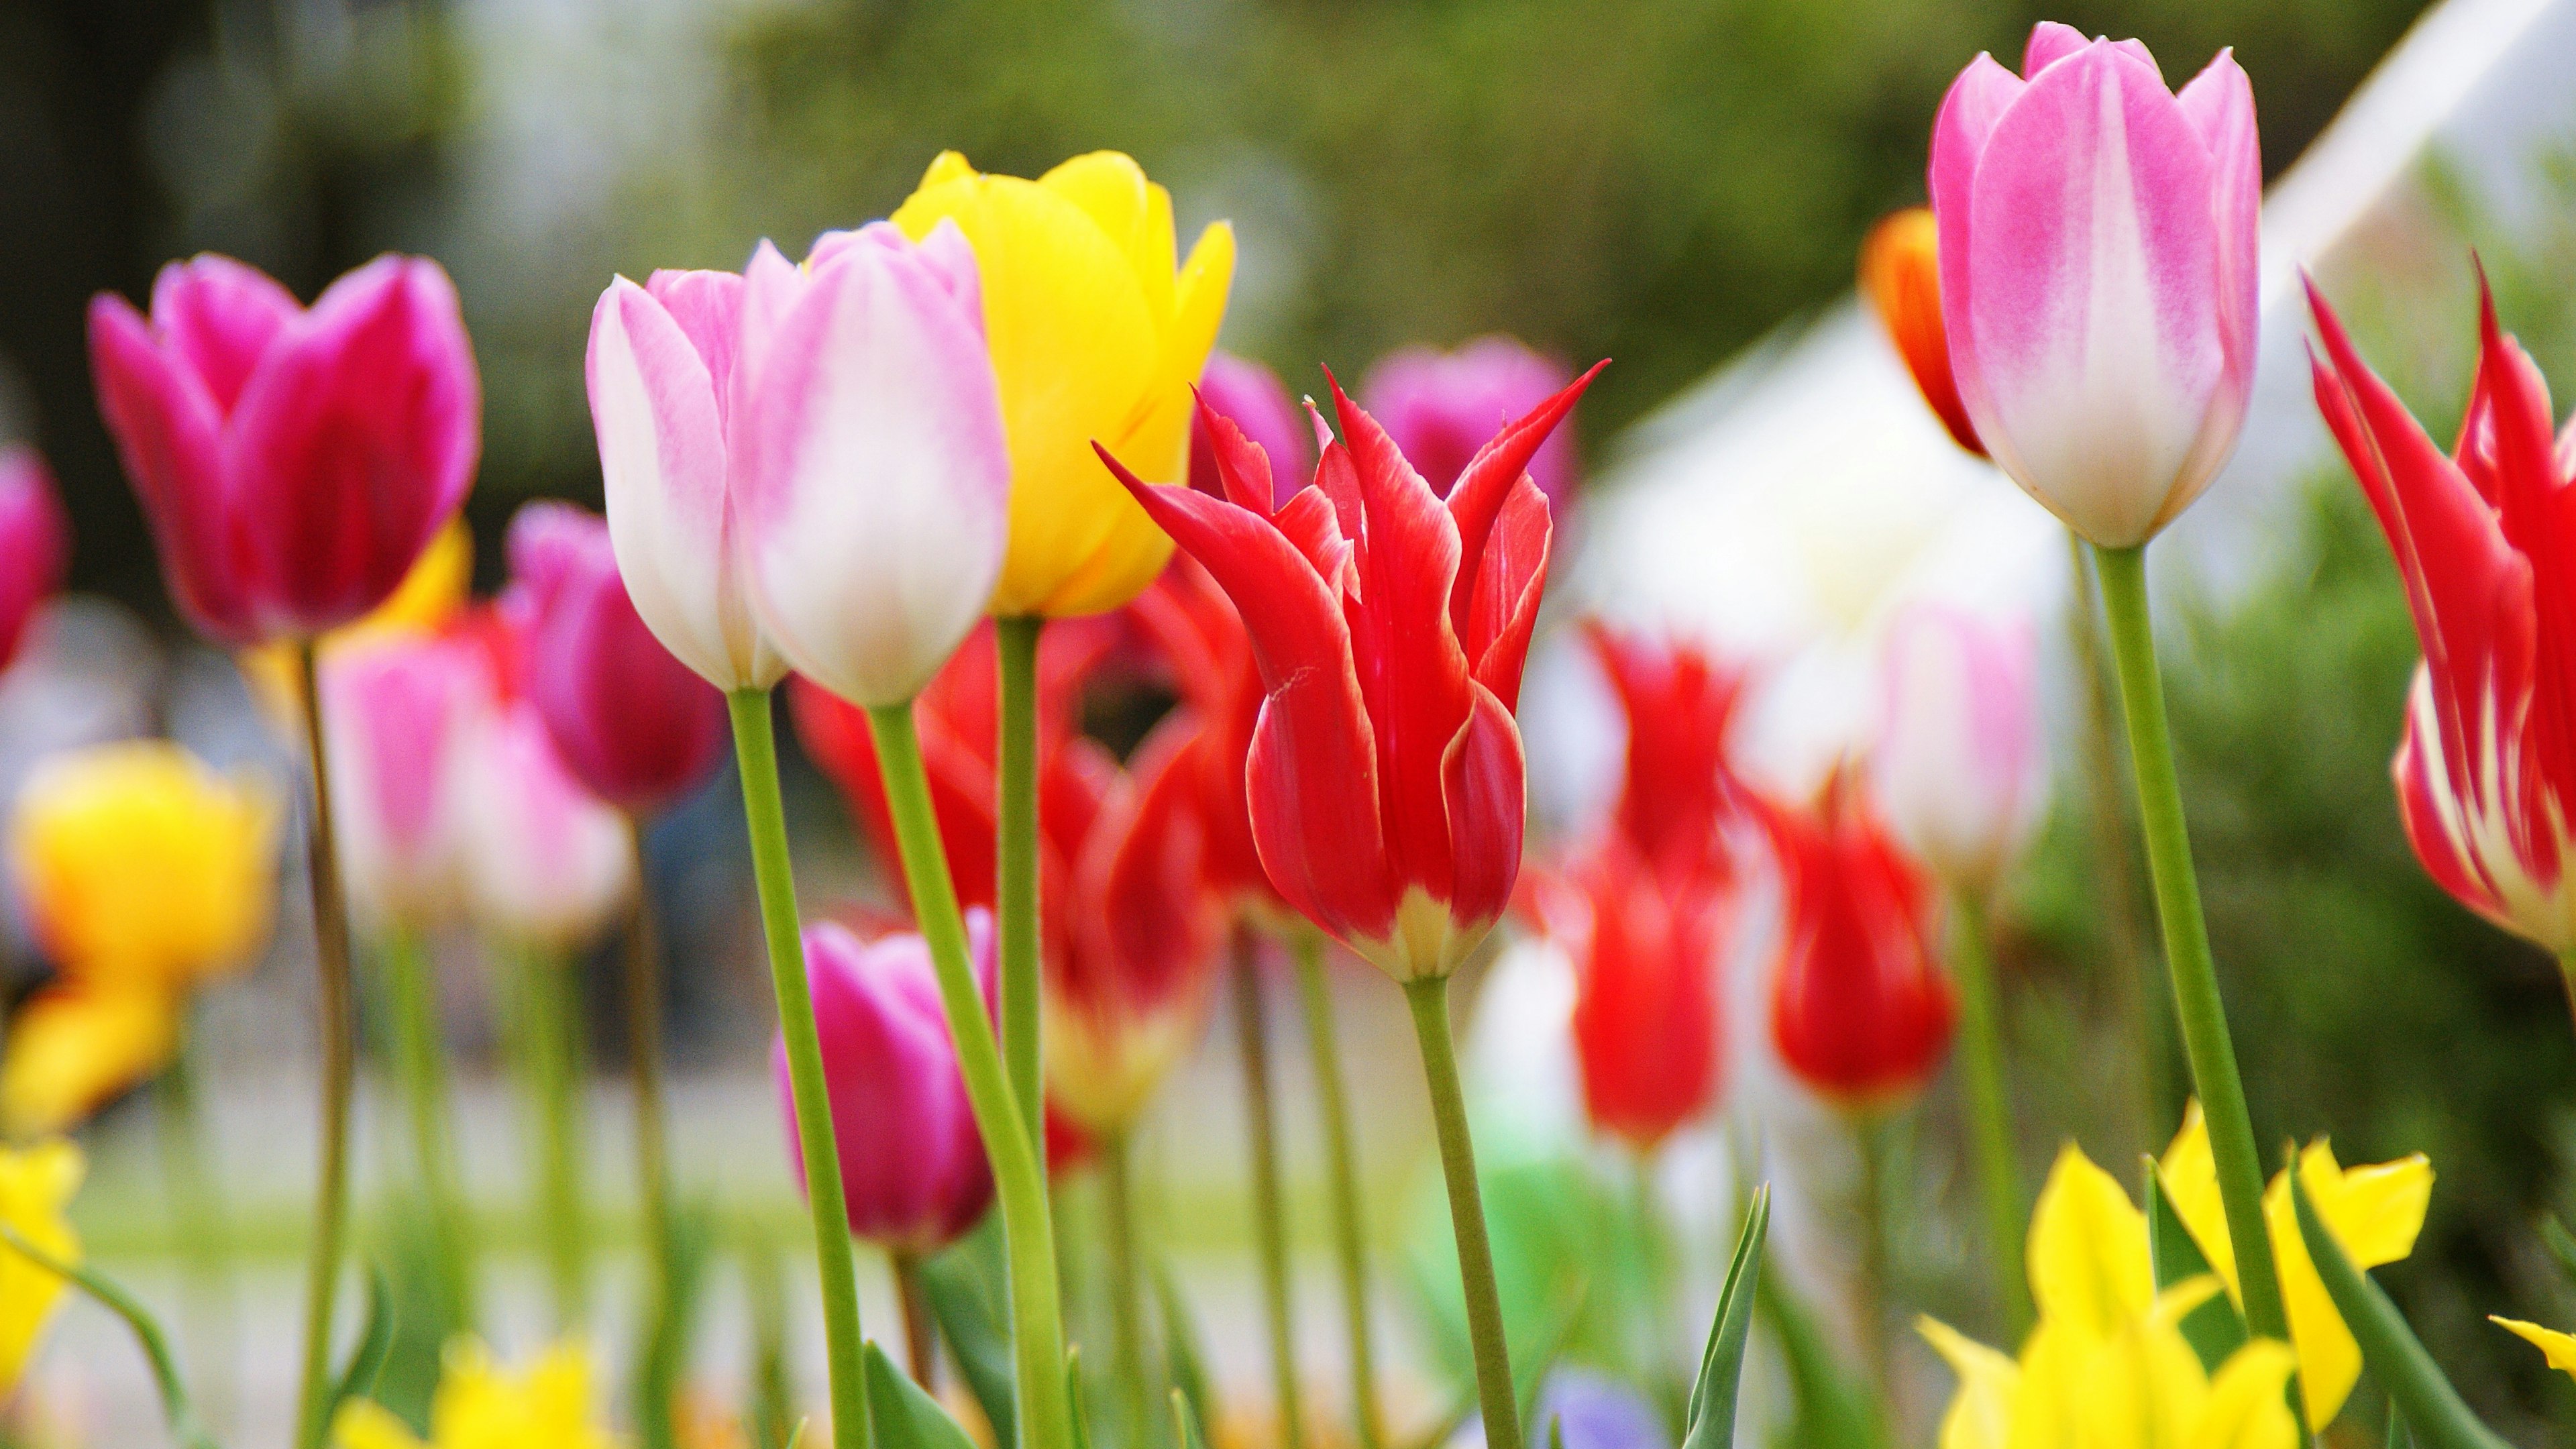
left=2491, top=1316, right=2576, bottom=1380
left=892, top=150, right=1234, bottom=618
left=0, top=985, right=180, bottom=1138
left=0, top=1140, right=83, bottom=1399
left=241, top=519, right=474, bottom=724
left=2155, top=1102, right=2432, bottom=1430
left=333, top=1337, right=616, bottom=1449
left=11, top=740, right=280, bottom=996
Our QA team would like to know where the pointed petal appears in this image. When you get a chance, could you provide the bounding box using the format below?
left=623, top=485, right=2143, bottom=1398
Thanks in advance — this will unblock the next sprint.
left=148, top=254, right=300, bottom=414
left=1439, top=684, right=1527, bottom=941
left=1463, top=476, right=1552, bottom=711
left=1445, top=359, right=1599, bottom=644
left=89, top=291, right=251, bottom=641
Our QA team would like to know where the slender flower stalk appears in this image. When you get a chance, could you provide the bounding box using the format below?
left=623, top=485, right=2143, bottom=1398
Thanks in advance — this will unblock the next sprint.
left=153, top=1042, right=235, bottom=1430
left=506, top=942, right=590, bottom=1326
left=1103, top=1130, right=1155, bottom=1444
left=729, top=690, right=871, bottom=1449
left=1944, top=890, right=2029, bottom=1336
left=382, top=926, right=472, bottom=1329
left=1405, top=977, right=1518, bottom=1449
left=621, top=820, right=680, bottom=1449
left=292, top=642, right=360, bottom=1449
left=1293, top=932, right=1381, bottom=1449
left=996, top=615, right=1047, bottom=1159
left=2090, top=545, right=2288, bottom=1345
left=1230, top=930, right=1304, bottom=1449
left=893, top=1251, right=938, bottom=1389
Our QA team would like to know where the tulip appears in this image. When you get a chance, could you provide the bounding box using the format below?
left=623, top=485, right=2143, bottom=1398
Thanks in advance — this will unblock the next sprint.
left=89, top=253, right=479, bottom=644
left=0, top=985, right=179, bottom=1138
left=321, top=631, right=493, bottom=930
left=332, top=1338, right=616, bottom=1449
left=0, top=449, right=69, bottom=672
left=1761, top=780, right=1956, bottom=1106
left=2156, top=1103, right=2432, bottom=1430
left=1191, top=354, right=1312, bottom=511
left=1126, top=557, right=1274, bottom=920
left=1582, top=621, right=1749, bottom=889
left=891, top=151, right=1234, bottom=619
left=0, top=1140, right=83, bottom=1399
left=1104, top=367, right=1598, bottom=982
left=1860, top=209, right=1983, bottom=456
left=453, top=693, right=635, bottom=953
left=504, top=501, right=727, bottom=816
left=1929, top=23, right=2259, bottom=547
left=1362, top=337, right=1580, bottom=512
left=778, top=915, right=997, bottom=1252
left=1874, top=603, right=2045, bottom=896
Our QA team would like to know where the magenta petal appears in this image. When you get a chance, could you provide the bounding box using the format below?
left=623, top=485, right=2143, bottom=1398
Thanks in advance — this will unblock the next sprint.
left=148, top=254, right=301, bottom=416
left=88, top=292, right=255, bottom=641
left=2020, top=21, right=2090, bottom=76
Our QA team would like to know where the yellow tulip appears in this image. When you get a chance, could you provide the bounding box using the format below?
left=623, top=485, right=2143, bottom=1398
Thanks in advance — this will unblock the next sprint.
left=892, top=150, right=1234, bottom=618
left=11, top=741, right=281, bottom=996
left=2491, top=1316, right=2576, bottom=1380
left=240, top=518, right=474, bottom=724
left=334, top=1337, right=616, bottom=1449
left=0, top=985, right=180, bottom=1138
left=2154, top=1102, right=2432, bottom=1430
left=0, top=1140, right=83, bottom=1399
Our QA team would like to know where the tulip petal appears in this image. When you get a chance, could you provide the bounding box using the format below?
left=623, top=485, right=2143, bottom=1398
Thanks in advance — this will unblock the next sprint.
left=1440, top=684, right=1527, bottom=939
left=87, top=293, right=252, bottom=640
left=1462, top=476, right=1552, bottom=712
left=1445, top=360, right=1597, bottom=659
left=645, top=269, right=746, bottom=425
left=2026, top=1143, right=2155, bottom=1336
left=1919, top=1318, right=2017, bottom=1449
left=148, top=254, right=299, bottom=414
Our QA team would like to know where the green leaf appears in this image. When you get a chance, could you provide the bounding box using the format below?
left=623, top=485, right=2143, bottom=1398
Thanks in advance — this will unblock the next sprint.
left=1172, top=1389, right=1209, bottom=1449
left=1752, top=1256, right=1878, bottom=1449
left=2288, top=1161, right=2511, bottom=1449
left=921, top=1216, right=1018, bottom=1449
left=2387, top=1405, right=2412, bottom=1449
left=1, top=1222, right=219, bottom=1449
left=1549, top=1415, right=1566, bottom=1449
left=2143, top=1167, right=2247, bottom=1372
left=1680, top=1183, right=1768, bottom=1449
left=331, top=1267, right=400, bottom=1415
left=865, top=1340, right=980, bottom=1449
left=1154, top=1262, right=1215, bottom=1449
left=1067, top=1346, right=1094, bottom=1449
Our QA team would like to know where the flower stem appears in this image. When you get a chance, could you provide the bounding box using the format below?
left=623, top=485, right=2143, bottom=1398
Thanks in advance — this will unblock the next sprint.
left=2556, top=953, right=2576, bottom=1039
left=1230, top=930, right=1304, bottom=1449
left=623, top=816, right=680, bottom=1449
left=291, top=639, right=358, bottom=1449
left=155, top=1039, right=235, bottom=1435
left=1944, top=888, right=2030, bottom=1338
left=996, top=615, right=1047, bottom=1166
left=382, top=924, right=474, bottom=1331
left=1403, top=976, right=1517, bottom=1449
left=1294, top=933, right=1381, bottom=1449
left=1103, top=1131, right=1155, bottom=1446
left=867, top=700, right=1075, bottom=1449
left=2090, top=544, right=2288, bottom=1344
left=894, top=1249, right=938, bottom=1391
left=729, top=688, right=870, bottom=1449
left=512, top=943, right=590, bottom=1326
left=1852, top=1113, right=1893, bottom=1421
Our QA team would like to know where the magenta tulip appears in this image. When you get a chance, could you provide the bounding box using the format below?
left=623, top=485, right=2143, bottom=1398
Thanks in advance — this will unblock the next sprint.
left=1361, top=336, right=1580, bottom=511
left=1929, top=23, right=2259, bottom=547
left=504, top=500, right=726, bottom=816
left=1190, top=353, right=1311, bottom=510
left=321, top=630, right=495, bottom=930
left=778, top=914, right=998, bottom=1250
left=0, top=448, right=70, bottom=670
left=89, top=254, right=480, bottom=644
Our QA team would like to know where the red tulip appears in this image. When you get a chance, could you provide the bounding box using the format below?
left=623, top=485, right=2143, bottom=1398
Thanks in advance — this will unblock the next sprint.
left=1101, top=364, right=1601, bottom=981
left=88, top=254, right=479, bottom=645
left=2310, top=276, right=2576, bottom=953
left=503, top=500, right=727, bottom=816
left=1361, top=337, right=1581, bottom=511
left=1762, top=778, right=1955, bottom=1107
left=1124, top=555, right=1274, bottom=921
left=1191, top=354, right=1312, bottom=510
left=0, top=448, right=70, bottom=672
left=1584, top=621, right=1750, bottom=889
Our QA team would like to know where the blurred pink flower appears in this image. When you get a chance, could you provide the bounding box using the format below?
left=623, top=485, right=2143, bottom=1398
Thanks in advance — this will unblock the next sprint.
left=1361, top=335, right=1579, bottom=511
left=453, top=692, right=635, bottom=951
left=0, top=448, right=70, bottom=671
left=1873, top=603, right=2045, bottom=894
left=321, top=631, right=494, bottom=930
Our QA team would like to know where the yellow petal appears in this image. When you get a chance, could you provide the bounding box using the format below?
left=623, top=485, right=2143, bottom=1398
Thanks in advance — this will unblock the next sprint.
left=333, top=1399, right=431, bottom=1449
left=915, top=150, right=975, bottom=193
left=2257, top=1139, right=2434, bottom=1431
left=0, top=985, right=180, bottom=1137
left=2295, top=1142, right=2431, bottom=1269
left=2155, top=1102, right=2240, bottom=1301
left=1039, top=152, right=1175, bottom=328
left=2028, top=1142, right=2156, bottom=1338
left=1919, top=1317, right=2017, bottom=1449
left=0, top=1140, right=83, bottom=1398
left=2491, top=1316, right=2576, bottom=1381
left=431, top=1336, right=616, bottom=1449
left=2191, top=1340, right=2300, bottom=1449
left=2068, top=1314, right=2210, bottom=1449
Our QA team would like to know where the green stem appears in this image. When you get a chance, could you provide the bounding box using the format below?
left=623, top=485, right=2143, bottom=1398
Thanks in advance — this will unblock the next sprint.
left=1945, top=889, right=2031, bottom=1338
left=1230, top=931, right=1304, bottom=1449
left=866, top=700, right=1075, bottom=1449
left=292, top=639, right=358, bottom=1449
left=1403, top=977, right=1517, bottom=1449
left=513, top=944, right=590, bottom=1326
left=894, top=1250, right=938, bottom=1391
left=996, top=615, right=1047, bottom=1166
left=2556, top=953, right=2576, bottom=1040
left=1853, top=1114, right=1893, bottom=1422
left=2090, top=544, right=2288, bottom=1345
left=1293, top=932, right=1382, bottom=1449
left=1104, top=1132, right=1155, bottom=1446
left=383, top=924, right=474, bottom=1331
left=729, top=688, right=871, bottom=1449
left=624, top=817, right=680, bottom=1449
left=154, top=1040, right=234, bottom=1434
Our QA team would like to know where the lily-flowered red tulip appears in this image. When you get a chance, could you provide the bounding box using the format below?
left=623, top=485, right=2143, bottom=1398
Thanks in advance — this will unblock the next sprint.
left=1362, top=337, right=1581, bottom=511
left=1873, top=603, right=2045, bottom=896
left=2310, top=278, right=2576, bottom=955
left=89, top=254, right=479, bottom=644
left=1191, top=354, right=1311, bottom=511
left=321, top=630, right=494, bottom=930
left=1584, top=621, right=1750, bottom=888
left=504, top=501, right=726, bottom=816
left=1860, top=209, right=1983, bottom=457
left=1930, top=23, right=2259, bottom=546
left=1104, top=365, right=1601, bottom=981
left=0, top=449, right=68, bottom=672
left=587, top=222, right=1004, bottom=698
left=1762, top=780, right=1956, bottom=1106
left=1126, top=556, right=1274, bottom=921
left=780, top=914, right=997, bottom=1251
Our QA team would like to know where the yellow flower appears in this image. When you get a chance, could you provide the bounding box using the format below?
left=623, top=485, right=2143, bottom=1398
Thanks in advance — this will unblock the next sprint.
left=241, top=519, right=474, bottom=724
left=333, top=1337, right=617, bottom=1449
left=892, top=150, right=1234, bottom=618
left=0, top=1140, right=83, bottom=1399
left=2491, top=1316, right=2576, bottom=1380
left=11, top=741, right=281, bottom=996
left=2154, top=1102, right=2432, bottom=1430
left=1, top=985, right=180, bottom=1138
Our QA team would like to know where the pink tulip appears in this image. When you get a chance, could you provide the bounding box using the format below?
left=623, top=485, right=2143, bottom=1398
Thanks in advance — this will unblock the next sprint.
left=0, top=448, right=70, bottom=670
left=321, top=631, right=494, bottom=929
left=1873, top=604, right=2045, bottom=894
left=588, top=222, right=1006, bottom=703
left=778, top=914, right=998, bottom=1251
left=1361, top=336, right=1580, bottom=511
left=1190, top=353, right=1311, bottom=510
left=89, top=254, right=480, bottom=644
left=504, top=500, right=727, bottom=816
left=454, top=693, right=635, bottom=951
left=1929, top=23, right=2259, bottom=547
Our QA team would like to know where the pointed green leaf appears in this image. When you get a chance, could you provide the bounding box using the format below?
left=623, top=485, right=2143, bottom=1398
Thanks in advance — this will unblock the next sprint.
left=2288, top=1162, right=2510, bottom=1449
left=1155, top=1262, right=1215, bottom=1449
left=1680, top=1183, right=1769, bottom=1449
left=1173, top=1389, right=1209, bottom=1449
left=2542, top=1215, right=2576, bottom=1289
left=1550, top=1415, right=1566, bottom=1449
left=920, top=1218, right=1017, bottom=1449
left=1067, top=1345, right=1094, bottom=1449
left=2388, top=1405, right=2412, bottom=1449
left=865, top=1340, right=980, bottom=1449
left=2143, top=1167, right=2247, bottom=1372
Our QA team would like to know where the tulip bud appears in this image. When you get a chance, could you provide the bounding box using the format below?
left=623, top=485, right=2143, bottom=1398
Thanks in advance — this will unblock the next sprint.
left=453, top=696, right=635, bottom=952
left=88, top=253, right=479, bottom=645
left=0, top=448, right=69, bottom=672
left=504, top=500, right=727, bottom=815
left=322, top=631, right=492, bottom=930
left=1859, top=209, right=1983, bottom=457
left=1191, top=354, right=1311, bottom=509
left=1929, top=24, right=2259, bottom=546
left=780, top=915, right=998, bottom=1251
left=1362, top=336, right=1580, bottom=511
left=1872, top=603, right=2045, bottom=896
